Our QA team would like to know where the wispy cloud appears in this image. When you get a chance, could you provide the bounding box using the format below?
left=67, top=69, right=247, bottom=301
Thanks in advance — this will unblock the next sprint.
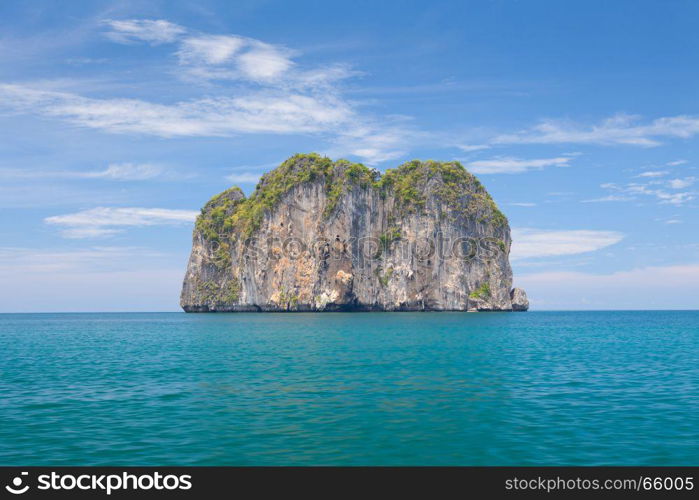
left=582, top=194, right=636, bottom=203
left=89, top=163, right=165, bottom=180
left=0, top=24, right=404, bottom=163
left=637, top=170, right=668, bottom=178
left=45, top=207, right=198, bottom=238
left=467, top=156, right=572, bottom=174
left=176, top=35, right=298, bottom=84
left=667, top=177, right=695, bottom=189
left=330, top=121, right=414, bottom=164
left=509, top=202, right=537, bottom=207
left=105, top=19, right=301, bottom=84
left=0, top=163, right=166, bottom=181
left=103, top=19, right=186, bottom=45
left=493, top=113, right=699, bottom=147
left=588, top=178, right=696, bottom=205
left=225, top=172, right=262, bottom=184
left=0, top=18, right=429, bottom=165
left=37, top=19, right=407, bottom=164
left=230, top=40, right=294, bottom=81
left=510, top=228, right=624, bottom=260
left=0, top=83, right=352, bottom=136
left=627, top=186, right=694, bottom=205
left=177, top=35, right=246, bottom=64
left=457, top=144, right=491, bottom=153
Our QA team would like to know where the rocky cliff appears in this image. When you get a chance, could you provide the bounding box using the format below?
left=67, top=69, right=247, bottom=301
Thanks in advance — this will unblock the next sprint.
left=181, top=153, right=528, bottom=312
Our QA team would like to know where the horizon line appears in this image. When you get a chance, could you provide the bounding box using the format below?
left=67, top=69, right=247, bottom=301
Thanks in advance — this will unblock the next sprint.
left=1, top=309, right=698, bottom=314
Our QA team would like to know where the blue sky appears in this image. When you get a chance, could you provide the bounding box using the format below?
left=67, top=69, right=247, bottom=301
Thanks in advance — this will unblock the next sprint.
left=1, top=0, right=698, bottom=311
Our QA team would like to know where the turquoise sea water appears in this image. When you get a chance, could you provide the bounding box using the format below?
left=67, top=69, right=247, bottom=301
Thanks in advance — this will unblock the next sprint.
left=0, top=311, right=697, bottom=465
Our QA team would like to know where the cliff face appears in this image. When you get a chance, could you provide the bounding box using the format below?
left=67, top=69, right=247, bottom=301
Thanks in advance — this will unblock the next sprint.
left=181, top=154, right=528, bottom=312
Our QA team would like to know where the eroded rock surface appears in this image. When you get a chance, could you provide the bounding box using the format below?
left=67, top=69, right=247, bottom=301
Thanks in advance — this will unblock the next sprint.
left=510, top=287, right=529, bottom=312
left=181, top=154, right=528, bottom=312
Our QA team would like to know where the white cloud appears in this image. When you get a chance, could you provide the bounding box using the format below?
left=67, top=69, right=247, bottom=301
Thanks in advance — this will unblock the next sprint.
left=237, top=41, right=294, bottom=81
left=60, top=227, right=124, bottom=239
left=510, top=228, right=624, bottom=260
left=623, top=183, right=693, bottom=205
left=45, top=207, right=198, bottom=238
left=467, top=156, right=572, bottom=174
left=493, top=113, right=699, bottom=147
left=637, top=170, right=668, bottom=178
left=658, top=191, right=693, bottom=204
left=0, top=84, right=352, bottom=136
left=582, top=194, right=636, bottom=203
left=509, top=202, right=537, bottom=207
left=331, top=122, right=414, bottom=164
left=82, top=163, right=165, bottom=180
left=175, top=34, right=306, bottom=85
left=589, top=177, right=696, bottom=205
left=0, top=82, right=409, bottom=164
left=457, top=144, right=490, bottom=153
left=225, top=172, right=261, bottom=183
left=667, top=177, right=695, bottom=189
left=0, top=163, right=165, bottom=181
left=292, top=64, right=358, bottom=88
left=104, top=19, right=186, bottom=45
left=0, top=20, right=420, bottom=165
left=177, top=35, right=245, bottom=64
left=103, top=19, right=351, bottom=89
left=667, top=159, right=688, bottom=166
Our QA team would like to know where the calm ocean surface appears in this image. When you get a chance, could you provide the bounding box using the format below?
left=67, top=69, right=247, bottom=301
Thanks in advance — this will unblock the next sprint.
left=0, top=311, right=697, bottom=465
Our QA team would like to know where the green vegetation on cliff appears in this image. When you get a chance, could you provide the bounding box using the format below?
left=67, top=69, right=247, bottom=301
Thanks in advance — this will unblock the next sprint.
left=469, top=282, right=491, bottom=300
left=378, top=160, right=507, bottom=227
left=375, top=266, right=394, bottom=287
left=323, top=159, right=379, bottom=217
left=194, top=186, right=244, bottom=242
left=196, top=278, right=240, bottom=304
left=227, top=153, right=377, bottom=237
left=195, top=154, right=508, bottom=245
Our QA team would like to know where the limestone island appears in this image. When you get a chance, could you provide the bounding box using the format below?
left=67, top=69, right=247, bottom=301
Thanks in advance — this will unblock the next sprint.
left=181, top=153, right=528, bottom=312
